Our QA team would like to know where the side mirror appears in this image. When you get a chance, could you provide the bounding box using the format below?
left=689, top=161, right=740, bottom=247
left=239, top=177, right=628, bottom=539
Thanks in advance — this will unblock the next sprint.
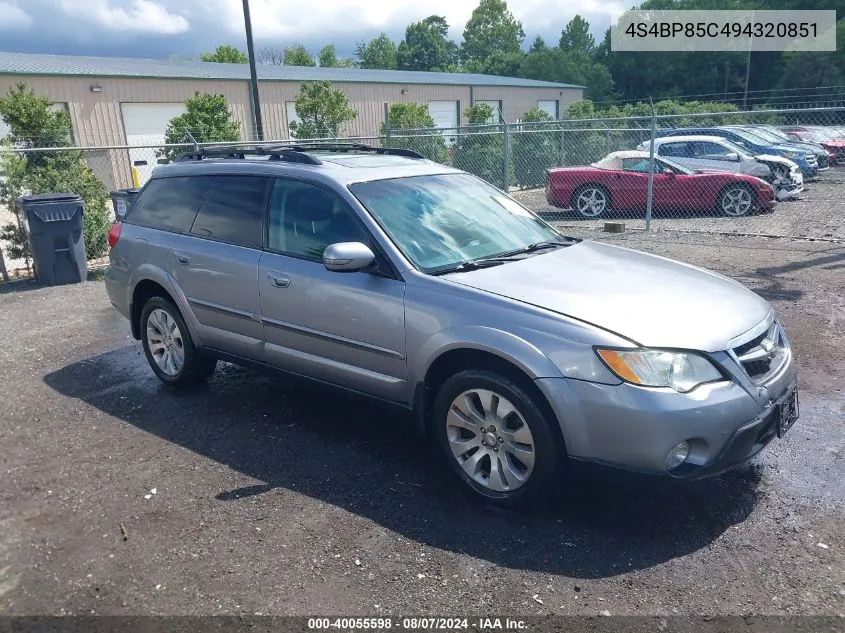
left=725, top=152, right=740, bottom=162
left=662, top=169, right=675, bottom=178
left=323, top=242, right=376, bottom=272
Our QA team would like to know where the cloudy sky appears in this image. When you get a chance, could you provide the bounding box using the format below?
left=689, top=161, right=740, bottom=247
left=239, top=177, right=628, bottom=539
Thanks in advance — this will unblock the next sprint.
left=0, top=0, right=623, bottom=60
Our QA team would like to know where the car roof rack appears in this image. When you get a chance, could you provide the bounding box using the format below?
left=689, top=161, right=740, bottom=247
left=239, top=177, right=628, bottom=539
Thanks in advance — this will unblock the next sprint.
left=174, top=142, right=424, bottom=165
left=279, top=142, right=425, bottom=159
left=174, top=145, right=324, bottom=165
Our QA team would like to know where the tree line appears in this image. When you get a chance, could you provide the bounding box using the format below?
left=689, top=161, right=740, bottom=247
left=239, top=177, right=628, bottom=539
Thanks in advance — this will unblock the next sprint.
left=199, top=0, right=845, bottom=107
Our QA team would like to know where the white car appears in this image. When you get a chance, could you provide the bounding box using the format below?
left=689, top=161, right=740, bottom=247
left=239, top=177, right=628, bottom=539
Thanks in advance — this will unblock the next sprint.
left=638, top=135, right=803, bottom=201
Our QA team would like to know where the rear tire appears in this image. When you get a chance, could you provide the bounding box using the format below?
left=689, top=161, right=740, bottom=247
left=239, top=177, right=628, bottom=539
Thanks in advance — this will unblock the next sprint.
left=140, top=296, right=217, bottom=388
left=571, top=185, right=611, bottom=219
left=432, top=370, right=560, bottom=506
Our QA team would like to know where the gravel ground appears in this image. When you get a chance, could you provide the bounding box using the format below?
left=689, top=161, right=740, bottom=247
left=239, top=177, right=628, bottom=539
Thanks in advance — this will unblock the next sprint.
left=512, top=168, right=845, bottom=240
left=0, top=237, right=843, bottom=619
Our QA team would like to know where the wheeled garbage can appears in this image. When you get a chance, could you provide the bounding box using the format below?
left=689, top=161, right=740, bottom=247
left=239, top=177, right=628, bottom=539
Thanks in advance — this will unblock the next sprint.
left=109, top=188, right=141, bottom=220
left=20, top=193, right=87, bottom=286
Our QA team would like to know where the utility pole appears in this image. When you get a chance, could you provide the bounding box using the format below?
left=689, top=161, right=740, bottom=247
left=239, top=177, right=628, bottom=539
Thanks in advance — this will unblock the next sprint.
left=242, top=0, right=264, bottom=140
left=743, top=9, right=755, bottom=110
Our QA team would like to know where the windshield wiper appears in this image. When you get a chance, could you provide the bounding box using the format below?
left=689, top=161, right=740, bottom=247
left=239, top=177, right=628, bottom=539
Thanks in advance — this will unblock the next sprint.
left=430, top=239, right=578, bottom=276
left=430, top=259, right=506, bottom=276
left=490, top=240, right=574, bottom=259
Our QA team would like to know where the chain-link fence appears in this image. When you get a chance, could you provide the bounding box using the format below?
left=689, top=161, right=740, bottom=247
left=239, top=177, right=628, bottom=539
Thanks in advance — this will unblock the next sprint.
left=2, top=106, right=844, bottom=279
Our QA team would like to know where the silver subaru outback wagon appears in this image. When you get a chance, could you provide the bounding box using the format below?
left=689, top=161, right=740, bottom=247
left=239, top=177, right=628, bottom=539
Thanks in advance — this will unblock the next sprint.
left=105, top=143, right=798, bottom=504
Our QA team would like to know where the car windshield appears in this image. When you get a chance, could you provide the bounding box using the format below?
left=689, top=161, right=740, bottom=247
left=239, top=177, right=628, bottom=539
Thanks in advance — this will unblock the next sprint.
left=756, top=127, right=790, bottom=142
left=803, top=130, right=831, bottom=142
left=349, top=174, right=570, bottom=274
left=746, top=127, right=789, bottom=143
left=724, top=128, right=772, bottom=146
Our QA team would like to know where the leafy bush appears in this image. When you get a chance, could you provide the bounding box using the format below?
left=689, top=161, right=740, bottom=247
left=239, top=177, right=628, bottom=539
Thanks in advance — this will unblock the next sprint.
left=381, top=102, right=448, bottom=163
left=453, top=103, right=511, bottom=189
left=0, top=83, right=112, bottom=262
left=512, top=107, right=560, bottom=188
left=157, top=92, right=241, bottom=164
left=290, top=81, right=357, bottom=139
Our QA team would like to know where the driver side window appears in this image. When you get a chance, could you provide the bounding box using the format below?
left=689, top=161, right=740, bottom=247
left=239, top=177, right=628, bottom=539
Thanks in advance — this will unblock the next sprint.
left=622, top=158, right=661, bottom=174
left=266, top=179, right=371, bottom=261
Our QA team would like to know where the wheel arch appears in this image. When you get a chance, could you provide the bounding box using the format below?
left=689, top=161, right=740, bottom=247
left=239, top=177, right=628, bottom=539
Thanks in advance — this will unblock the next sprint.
left=412, top=329, right=567, bottom=456
left=129, top=265, right=199, bottom=344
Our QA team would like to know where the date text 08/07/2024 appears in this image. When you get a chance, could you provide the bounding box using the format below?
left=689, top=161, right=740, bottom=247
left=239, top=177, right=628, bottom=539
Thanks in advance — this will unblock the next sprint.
left=307, top=617, right=529, bottom=630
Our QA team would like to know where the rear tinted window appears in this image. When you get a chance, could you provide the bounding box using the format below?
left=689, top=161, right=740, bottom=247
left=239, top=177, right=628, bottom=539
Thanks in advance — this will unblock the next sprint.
left=126, top=176, right=213, bottom=233
left=190, top=176, right=269, bottom=248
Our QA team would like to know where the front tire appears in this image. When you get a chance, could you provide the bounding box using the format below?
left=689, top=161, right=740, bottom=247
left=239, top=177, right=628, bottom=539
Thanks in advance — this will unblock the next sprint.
left=140, top=296, right=217, bottom=388
left=432, top=370, right=560, bottom=505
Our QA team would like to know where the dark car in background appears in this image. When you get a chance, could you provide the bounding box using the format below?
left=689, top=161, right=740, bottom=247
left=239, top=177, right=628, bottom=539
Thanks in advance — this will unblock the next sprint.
left=655, top=127, right=819, bottom=179
left=744, top=125, right=829, bottom=171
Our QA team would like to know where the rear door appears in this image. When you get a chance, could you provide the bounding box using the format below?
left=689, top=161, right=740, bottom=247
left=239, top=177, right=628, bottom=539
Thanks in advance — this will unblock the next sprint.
left=258, top=177, right=407, bottom=402
left=167, top=175, right=269, bottom=360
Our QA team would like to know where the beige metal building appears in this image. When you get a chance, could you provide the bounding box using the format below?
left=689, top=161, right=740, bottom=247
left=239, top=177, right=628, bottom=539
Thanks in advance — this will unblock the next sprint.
left=0, top=51, right=583, bottom=189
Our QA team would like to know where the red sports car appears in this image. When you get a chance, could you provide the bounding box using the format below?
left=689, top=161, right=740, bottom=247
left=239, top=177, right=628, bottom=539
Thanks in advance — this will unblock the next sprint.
left=546, top=151, right=776, bottom=218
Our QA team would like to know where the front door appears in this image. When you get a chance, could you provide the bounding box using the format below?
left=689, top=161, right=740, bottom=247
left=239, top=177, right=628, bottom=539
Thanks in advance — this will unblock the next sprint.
left=258, top=178, right=408, bottom=403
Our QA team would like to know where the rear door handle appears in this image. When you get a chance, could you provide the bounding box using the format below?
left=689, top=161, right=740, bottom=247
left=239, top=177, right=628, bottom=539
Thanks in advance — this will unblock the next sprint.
left=174, top=251, right=191, bottom=264
left=267, top=272, right=291, bottom=288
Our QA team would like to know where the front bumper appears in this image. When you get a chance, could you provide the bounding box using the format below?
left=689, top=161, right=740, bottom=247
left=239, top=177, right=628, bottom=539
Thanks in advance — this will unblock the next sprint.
left=536, top=346, right=797, bottom=478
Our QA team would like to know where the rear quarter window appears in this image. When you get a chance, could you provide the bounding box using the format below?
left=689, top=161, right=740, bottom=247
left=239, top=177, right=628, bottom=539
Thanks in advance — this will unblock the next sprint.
left=125, top=176, right=214, bottom=233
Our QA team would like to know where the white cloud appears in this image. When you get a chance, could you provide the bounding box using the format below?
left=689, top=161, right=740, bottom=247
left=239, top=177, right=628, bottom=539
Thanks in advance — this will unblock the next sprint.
left=201, top=0, right=618, bottom=42
left=0, top=1, right=32, bottom=30
left=59, top=0, right=190, bottom=35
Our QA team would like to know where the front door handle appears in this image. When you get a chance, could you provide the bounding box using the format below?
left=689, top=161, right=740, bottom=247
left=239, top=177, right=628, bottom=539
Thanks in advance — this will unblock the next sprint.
left=267, top=272, right=291, bottom=288
left=174, top=251, right=191, bottom=264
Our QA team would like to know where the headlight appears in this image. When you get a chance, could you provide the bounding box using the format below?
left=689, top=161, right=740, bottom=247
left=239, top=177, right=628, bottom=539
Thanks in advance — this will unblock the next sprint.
left=595, top=348, right=723, bottom=393
left=783, top=151, right=798, bottom=158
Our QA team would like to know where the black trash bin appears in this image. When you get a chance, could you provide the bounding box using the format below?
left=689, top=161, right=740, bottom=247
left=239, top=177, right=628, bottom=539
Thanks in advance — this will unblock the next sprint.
left=20, top=193, right=87, bottom=286
left=109, top=188, right=141, bottom=220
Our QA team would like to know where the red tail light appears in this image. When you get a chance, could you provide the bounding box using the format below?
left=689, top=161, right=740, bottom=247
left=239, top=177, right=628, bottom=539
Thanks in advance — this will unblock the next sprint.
left=107, top=222, right=122, bottom=248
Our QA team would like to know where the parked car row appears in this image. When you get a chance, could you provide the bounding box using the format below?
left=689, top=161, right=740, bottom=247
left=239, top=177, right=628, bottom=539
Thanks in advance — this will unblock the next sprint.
left=779, top=125, right=845, bottom=165
left=546, top=150, right=776, bottom=218
left=546, top=123, right=844, bottom=219
left=637, top=135, right=803, bottom=201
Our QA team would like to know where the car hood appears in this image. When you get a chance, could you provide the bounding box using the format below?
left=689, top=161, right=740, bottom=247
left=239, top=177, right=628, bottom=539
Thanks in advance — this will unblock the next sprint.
left=443, top=241, right=771, bottom=352
left=774, top=143, right=815, bottom=154
left=754, top=154, right=797, bottom=167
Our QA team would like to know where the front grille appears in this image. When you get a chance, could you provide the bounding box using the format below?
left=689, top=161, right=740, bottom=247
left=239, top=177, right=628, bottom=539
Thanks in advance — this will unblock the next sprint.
left=730, top=319, right=788, bottom=382
left=733, top=331, right=767, bottom=358
left=743, top=359, right=772, bottom=377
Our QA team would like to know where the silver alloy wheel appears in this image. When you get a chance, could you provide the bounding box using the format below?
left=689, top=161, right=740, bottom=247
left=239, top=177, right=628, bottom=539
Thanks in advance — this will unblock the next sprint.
left=146, top=308, right=185, bottom=377
left=721, top=187, right=753, bottom=216
left=446, top=389, right=536, bottom=492
left=575, top=187, right=608, bottom=217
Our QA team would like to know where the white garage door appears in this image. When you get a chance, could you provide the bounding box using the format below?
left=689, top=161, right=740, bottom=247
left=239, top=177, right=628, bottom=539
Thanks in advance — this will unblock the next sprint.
left=121, top=102, right=186, bottom=185
left=537, top=100, right=559, bottom=119
left=428, top=100, right=459, bottom=145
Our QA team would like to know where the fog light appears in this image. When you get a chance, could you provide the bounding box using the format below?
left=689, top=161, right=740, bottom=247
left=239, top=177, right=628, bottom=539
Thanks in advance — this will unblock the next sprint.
left=665, top=441, right=690, bottom=470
